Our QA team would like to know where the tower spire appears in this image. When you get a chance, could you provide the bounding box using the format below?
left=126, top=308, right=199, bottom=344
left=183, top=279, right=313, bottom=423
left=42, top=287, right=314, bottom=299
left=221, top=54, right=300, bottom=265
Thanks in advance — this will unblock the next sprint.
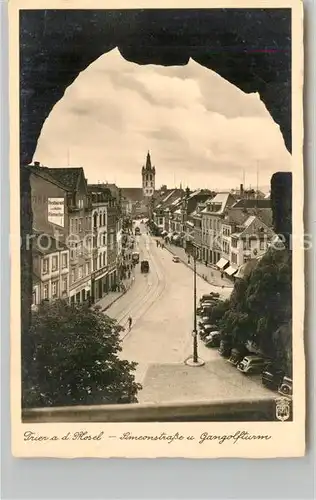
left=146, top=150, right=152, bottom=170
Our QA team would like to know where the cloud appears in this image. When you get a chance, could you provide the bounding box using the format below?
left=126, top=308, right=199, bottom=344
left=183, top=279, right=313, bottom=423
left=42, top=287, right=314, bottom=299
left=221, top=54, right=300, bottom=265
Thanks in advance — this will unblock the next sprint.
left=35, top=48, right=291, bottom=190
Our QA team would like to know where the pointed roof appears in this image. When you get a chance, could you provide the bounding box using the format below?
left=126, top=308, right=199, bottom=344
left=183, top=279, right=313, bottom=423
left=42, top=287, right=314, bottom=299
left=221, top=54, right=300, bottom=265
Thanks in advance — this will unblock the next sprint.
left=145, top=151, right=152, bottom=170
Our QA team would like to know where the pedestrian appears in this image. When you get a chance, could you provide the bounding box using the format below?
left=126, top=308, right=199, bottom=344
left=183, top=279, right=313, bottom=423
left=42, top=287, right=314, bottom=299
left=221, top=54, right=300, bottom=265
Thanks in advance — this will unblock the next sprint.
left=128, top=316, right=132, bottom=330
left=221, top=272, right=224, bottom=279
left=205, top=260, right=208, bottom=267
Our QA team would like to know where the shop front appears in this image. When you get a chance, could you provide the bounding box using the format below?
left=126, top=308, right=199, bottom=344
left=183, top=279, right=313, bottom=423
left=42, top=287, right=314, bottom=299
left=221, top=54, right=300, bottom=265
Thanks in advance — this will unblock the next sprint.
left=69, top=279, right=91, bottom=304
left=91, top=267, right=109, bottom=302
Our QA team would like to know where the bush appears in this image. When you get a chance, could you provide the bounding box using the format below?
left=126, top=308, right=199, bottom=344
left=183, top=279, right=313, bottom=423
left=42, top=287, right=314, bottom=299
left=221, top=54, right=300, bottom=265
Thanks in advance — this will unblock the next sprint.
left=23, top=300, right=142, bottom=408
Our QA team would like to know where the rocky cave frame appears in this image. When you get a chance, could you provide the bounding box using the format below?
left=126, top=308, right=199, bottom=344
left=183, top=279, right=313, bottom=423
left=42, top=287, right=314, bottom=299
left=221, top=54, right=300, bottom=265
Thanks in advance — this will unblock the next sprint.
left=20, top=8, right=292, bottom=351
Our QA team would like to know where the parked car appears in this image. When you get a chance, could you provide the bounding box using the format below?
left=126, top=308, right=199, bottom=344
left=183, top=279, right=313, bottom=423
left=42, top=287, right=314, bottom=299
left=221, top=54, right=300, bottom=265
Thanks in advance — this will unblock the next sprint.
left=204, top=331, right=221, bottom=348
left=197, top=302, right=216, bottom=315
left=228, top=347, right=250, bottom=367
left=199, top=293, right=220, bottom=304
left=132, top=251, right=140, bottom=264
left=172, top=255, right=180, bottom=263
left=262, top=365, right=285, bottom=391
left=198, top=315, right=212, bottom=328
left=199, top=324, right=218, bottom=339
left=278, top=376, right=293, bottom=397
left=237, top=355, right=268, bottom=375
left=140, top=260, right=149, bottom=273
left=218, top=339, right=232, bottom=357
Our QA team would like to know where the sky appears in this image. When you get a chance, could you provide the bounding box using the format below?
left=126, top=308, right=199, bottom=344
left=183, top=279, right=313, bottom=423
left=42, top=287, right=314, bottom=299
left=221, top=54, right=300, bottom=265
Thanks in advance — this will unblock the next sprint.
left=34, top=48, right=291, bottom=192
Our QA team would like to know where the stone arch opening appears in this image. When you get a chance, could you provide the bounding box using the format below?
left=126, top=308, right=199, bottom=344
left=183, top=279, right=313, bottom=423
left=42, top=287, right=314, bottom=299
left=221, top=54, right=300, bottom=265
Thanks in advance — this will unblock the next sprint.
left=21, top=8, right=291, bottom=166
left=20, top=8, right=292, bottom=375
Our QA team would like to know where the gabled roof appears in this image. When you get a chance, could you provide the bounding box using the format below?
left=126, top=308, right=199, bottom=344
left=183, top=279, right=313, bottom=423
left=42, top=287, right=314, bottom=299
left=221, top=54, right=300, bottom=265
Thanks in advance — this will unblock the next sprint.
left=27, top=164, right=71, bottom=191
left=201, top=193, right=235, bottom=215
left=231, top=215, right=274, bottom=239
left=41, top=167, right=85, bottom=191
left=120, top=188, right=144, bottom=202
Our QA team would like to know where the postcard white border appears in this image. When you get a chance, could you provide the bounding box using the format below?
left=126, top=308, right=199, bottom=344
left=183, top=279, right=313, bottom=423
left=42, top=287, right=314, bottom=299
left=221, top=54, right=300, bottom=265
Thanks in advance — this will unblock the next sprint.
left=10, top=0, right=305, bottom=458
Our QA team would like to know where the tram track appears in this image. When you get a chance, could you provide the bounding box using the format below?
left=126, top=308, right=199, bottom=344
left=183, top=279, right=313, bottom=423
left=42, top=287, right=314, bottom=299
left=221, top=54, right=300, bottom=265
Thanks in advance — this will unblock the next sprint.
left=104, top=232, right=168, bottom=340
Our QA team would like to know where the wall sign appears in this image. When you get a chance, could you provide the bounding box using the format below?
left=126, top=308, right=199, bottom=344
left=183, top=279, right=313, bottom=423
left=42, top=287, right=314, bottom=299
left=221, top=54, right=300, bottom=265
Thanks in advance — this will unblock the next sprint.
left=48, top=198, right=64, bottom=227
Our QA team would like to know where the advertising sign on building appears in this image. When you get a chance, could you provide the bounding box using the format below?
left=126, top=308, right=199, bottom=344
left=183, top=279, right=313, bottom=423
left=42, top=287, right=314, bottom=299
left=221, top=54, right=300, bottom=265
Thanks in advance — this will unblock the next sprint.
left=48, top=198, right=64, bottom=227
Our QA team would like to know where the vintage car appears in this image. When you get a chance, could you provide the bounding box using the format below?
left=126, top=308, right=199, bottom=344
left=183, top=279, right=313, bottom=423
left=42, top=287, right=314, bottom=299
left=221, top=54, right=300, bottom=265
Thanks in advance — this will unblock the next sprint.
left=218, top=339, right=232, bottom=357
left=278, top=376, right=293, bottom=397
left=237, top=355, right=268, bottom=375
left=140, top=260, right=149, bottom=273
left=228, top=347, right=250, bottom=367
left=199, top=323, right=218, bottom=339
left=131, top=251, right=140, bottom=264
left=204, top=331, right=221, bottom=348
left=172, top=255, right=180, bottom=263
left=261, top=365, right=285, bottom=391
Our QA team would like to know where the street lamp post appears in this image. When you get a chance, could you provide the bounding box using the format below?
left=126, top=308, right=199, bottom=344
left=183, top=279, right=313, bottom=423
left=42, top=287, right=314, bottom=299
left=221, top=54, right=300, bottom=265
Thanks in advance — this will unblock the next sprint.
left=185, top=237, right=204, bottom=367
left=192, top=248, right=198, bottom=363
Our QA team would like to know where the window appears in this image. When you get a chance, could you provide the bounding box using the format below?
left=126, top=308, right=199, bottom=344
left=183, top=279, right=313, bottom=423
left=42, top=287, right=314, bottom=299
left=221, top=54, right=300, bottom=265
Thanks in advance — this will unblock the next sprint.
left=62, top=276, right=68, bottom=292
left=93, top=213, right=98, bottom=228
left=99, top=213, right=102, bottom=226
left=78, top=218, right=83, bottom=232
left=51, top=280, right=58, bottom=298
left=78, top=266, right=83, bottom=279
left=74, top=219, right=78, bottom=232
left=231, top=253, right=238, bottom=264
left=52, top=256, right=58, bottom=271
left=85, top=262, right=90, bottom=276
left=99, top=254, right=102, bottom=269
left=62, top=253, right=68, bottom=268
left=42, top=258, right=49, bottom=274
left=32, top=291, right=37, bottom=305
left=231, top=237, right=238, bottom=248
left=71, top=269, right=76, bottom=283
left=102, top=232, right=106, bottom=245
left=243, top=240, right=250, bottom=251
left=260, top=240, right=265, bottom=251
left=93, top=258, right=97, bottom=272
left=43, top=283, right=49, bottom=299
left=103, top=213, right=106, bottom=226
left=103, top=252, right=106, bottom=266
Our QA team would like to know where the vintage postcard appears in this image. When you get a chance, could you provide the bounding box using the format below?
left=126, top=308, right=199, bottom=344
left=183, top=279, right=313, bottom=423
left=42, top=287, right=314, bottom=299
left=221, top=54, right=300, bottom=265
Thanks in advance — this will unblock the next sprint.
left=10, top=0, right=305, bottom=458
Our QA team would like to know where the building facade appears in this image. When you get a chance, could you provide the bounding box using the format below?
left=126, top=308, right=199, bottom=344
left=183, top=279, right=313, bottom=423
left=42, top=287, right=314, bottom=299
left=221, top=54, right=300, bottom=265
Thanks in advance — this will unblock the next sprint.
left=201, top=193, right=236, bottom=265
left=29, top=164, right=93, bottom=304
left=32, top=233, right=70, bottom=309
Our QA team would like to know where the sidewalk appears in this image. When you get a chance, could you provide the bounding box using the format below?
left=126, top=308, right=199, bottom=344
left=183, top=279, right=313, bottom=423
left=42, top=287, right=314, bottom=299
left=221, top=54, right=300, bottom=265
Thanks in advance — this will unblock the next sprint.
left=93, top=276, right=135, bottom=312
left=164, top=242, right=234, bottom=289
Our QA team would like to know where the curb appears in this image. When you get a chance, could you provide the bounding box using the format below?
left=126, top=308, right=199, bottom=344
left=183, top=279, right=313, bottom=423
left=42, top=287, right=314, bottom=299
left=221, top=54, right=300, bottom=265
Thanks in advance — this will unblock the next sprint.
left=165, top=245, right=234, bottom=289
left=100, top=280, right=135, bottom=313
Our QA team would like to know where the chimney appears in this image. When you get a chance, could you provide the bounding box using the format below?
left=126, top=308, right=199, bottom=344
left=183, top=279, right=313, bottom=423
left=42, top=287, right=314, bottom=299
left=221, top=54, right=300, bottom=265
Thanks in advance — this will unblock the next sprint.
left=240, top=183, right=244, bottom=196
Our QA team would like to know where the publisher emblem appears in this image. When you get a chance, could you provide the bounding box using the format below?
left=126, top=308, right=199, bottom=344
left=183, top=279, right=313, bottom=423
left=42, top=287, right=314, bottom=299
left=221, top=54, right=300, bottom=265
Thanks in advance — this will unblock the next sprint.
left=275, top=397, right=291, bottom=421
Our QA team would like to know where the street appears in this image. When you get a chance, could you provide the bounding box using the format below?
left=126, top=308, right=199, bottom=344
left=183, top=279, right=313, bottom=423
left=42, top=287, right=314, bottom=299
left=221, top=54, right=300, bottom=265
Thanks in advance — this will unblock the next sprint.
left=105, top=222, right=273, bottom=404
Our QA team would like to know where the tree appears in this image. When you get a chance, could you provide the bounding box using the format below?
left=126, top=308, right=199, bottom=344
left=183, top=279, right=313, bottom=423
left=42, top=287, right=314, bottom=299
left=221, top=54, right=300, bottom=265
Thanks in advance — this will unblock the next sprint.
left=23, top=300, right=142, bottom=408
left=218, top=248, right=292, bottom=367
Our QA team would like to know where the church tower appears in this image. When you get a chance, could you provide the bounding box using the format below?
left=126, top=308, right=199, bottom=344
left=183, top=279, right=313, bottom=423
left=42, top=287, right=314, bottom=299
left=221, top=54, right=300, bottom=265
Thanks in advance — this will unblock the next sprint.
left=142, top=151, right=156, bottom=197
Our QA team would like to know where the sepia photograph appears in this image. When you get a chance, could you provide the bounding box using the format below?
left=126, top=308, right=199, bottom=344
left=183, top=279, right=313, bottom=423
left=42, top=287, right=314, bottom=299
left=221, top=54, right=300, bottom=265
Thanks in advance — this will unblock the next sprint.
left=10, top=1, right=305, bottom=458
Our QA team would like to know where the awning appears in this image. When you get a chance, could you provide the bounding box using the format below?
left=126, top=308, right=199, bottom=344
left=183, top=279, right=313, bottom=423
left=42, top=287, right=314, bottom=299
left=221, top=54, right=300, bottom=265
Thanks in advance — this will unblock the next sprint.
left=216, top=258, right=229, bottom=269
left=225, top=266, right=238, bottom=276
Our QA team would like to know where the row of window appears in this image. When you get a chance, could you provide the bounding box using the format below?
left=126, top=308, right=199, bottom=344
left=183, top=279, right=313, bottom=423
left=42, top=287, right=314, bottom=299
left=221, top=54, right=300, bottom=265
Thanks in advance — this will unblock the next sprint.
left=202, top=218, right=221, bottom=231
left=40, top=276, right=68, bottom=301
left=43, top=253, right=68, bottom=274
left=93, top=212, right=107, bottom=228
left=69, top=216, right=92, bottom=234
left=71, top=262, right=91, bottom=284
